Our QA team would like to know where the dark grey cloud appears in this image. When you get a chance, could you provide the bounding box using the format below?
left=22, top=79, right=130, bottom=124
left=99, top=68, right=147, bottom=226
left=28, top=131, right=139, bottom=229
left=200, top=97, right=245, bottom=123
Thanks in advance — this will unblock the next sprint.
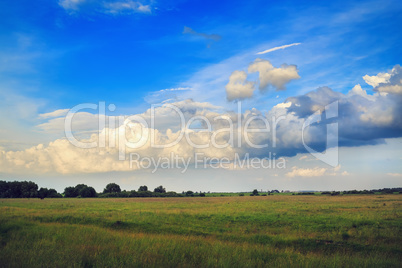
left=224, top=65, right=402, bottom=158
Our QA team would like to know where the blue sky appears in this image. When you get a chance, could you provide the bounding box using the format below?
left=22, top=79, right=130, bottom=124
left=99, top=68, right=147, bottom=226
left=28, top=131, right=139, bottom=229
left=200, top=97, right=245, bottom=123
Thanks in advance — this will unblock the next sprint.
left=0, top=0, right=401, bottom=192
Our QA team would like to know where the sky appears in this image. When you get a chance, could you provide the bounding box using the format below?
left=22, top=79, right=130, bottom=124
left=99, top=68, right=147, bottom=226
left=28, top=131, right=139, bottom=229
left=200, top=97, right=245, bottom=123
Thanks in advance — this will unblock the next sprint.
left=0, top=0, right=401, bottom=193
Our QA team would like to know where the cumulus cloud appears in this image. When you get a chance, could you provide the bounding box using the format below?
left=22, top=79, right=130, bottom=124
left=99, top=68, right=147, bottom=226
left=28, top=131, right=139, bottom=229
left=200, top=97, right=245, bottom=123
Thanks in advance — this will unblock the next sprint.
left=347, top=84, right=375, bottom=101
left=364, top=65, right=402, bottom=94
left=59, top=0, right=152, bottom=15
left=248, top=58, right=300, bottom=91
left=182, top=26, right=221, bottom=41
left=256, top=43, right=301, bottom=55
left=363, top=71, right=391, bottom=87
left=288, top=84, right=402, bottom=145
left=225, top=71, right=256, bottom=101
left=225, top=59, right=300, bottom=101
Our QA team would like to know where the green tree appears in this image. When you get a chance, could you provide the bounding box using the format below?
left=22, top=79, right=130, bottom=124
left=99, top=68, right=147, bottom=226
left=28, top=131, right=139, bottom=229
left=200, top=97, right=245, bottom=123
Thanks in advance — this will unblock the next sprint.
left=138, top=185, right=148, bottom=192
left=64, top=186, right=76, bottom=197
left=21, top=181, right=38, bottom=198
left=252, top=189, right=259, bottom=196
left=104, top=183, right=121, bottom=193
left=38, top=188, right=48, bottom=199
left=74, top=184, right=88, bottom=196
left=80, top=186, right=97, bottom=197
left=0, top=180, right=10, bottom=198
left=64, top=184, right=97, bottom=198
left=38, top=188, right=61, bottom=199
left=154, top=185, right=166, bottom=193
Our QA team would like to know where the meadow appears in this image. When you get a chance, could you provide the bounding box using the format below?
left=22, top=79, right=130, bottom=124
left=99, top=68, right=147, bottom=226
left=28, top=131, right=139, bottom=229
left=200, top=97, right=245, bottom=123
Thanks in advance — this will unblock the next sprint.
left=0, top=195, right=401, bottom=267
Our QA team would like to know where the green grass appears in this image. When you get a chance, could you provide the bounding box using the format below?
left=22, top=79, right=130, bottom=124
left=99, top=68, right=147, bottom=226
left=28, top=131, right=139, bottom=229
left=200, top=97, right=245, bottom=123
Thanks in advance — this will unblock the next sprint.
left=1, top=195, right=401, bottom=267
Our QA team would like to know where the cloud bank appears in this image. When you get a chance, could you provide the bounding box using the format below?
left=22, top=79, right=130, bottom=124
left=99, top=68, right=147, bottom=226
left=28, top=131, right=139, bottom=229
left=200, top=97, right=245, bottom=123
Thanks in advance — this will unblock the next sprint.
left=1, top=65, right=401, bottom=175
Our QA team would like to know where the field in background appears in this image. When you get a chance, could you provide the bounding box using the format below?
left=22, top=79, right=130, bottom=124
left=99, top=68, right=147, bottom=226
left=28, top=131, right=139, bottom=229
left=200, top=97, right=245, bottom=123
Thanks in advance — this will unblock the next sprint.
left=1, top=195, right=401, bottom=267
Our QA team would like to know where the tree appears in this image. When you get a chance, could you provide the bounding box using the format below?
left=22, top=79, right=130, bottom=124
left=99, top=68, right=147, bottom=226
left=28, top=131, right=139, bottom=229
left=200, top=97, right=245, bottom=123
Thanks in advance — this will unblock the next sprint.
left=252, top=189, right=259, bottom=196
left=186, top=191, right=194, bottom=196
left=64, top=186, right=76, bottom=197
left=20, top=181, right=38, bottom=198
left=74, top=184, right=88, bottom=197
left=0, top=180, right=10, bottom=198
left=38, top=188, right=61, bottom=199
left=47, top=189, right=62, bottom=198
left=64, top=184, right=97, bottom=198
left=138, top=185, right=148, bottom=192
left=0, top=181, right=39, bottom=198
left=80, top=186, right=97, bottom=197
left=154, top=185, right=166, bottom=193
left=104, top=183, right=121, bottom=194
left=38, top=188, right=48, bottom=199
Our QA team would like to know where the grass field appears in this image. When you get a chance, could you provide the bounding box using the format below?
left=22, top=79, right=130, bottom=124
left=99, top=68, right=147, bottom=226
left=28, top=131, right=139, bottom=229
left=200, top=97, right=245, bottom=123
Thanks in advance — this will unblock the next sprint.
left=1, top=195, right=401, bottom=267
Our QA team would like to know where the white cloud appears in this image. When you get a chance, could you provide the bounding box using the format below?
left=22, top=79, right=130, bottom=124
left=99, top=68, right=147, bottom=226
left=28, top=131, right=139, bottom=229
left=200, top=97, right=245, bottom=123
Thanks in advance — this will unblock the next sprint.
left=299, top=155, right=308, bottom=160
left=248, top=58, right=300, bottom=91
left=225, top=70, right=256, bottom=101
left=37, top=111, right=105, bottom=134
left=364, top=65, right=402, bottom=94
left=59, top=0, right=152, bottom=15
left=363, top=72, right=391, bottom=88
left=285, top=165, right=346, bottom=178
left=256, top=43, right=301, bottom=55
left=39, top=109, right=70, bottom=119
left=347, top=84, right=375, bottom=101
left=225, top=59, right=300, bottom=101
left=144, top=87, right=192, bottom=104
left=2, top=65, right=402, bottom=175
left=59, top=0, right=86, bottom=11
left=159, top=87, right=192, bottom=92
left=103, top=1, right=151, bottom=14
left=376, top=85, right=402, bottom=94
left=286, top=166, right=327, bottom=177
left=387, top=173, right=402, bottom=177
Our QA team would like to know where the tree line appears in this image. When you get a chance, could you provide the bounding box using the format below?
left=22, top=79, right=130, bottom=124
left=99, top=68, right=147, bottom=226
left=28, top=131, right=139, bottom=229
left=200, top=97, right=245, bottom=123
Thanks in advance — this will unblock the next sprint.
left=0, top=180, right=401, bottom=198
left=0, top=181, right=203, bottom=199
left=0, top=181, right=62, bottom=199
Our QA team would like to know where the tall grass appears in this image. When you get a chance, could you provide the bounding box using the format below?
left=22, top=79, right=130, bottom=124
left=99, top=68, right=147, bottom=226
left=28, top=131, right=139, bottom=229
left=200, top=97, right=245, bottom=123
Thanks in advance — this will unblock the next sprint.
left=1, top=195, right=401, bottom=267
